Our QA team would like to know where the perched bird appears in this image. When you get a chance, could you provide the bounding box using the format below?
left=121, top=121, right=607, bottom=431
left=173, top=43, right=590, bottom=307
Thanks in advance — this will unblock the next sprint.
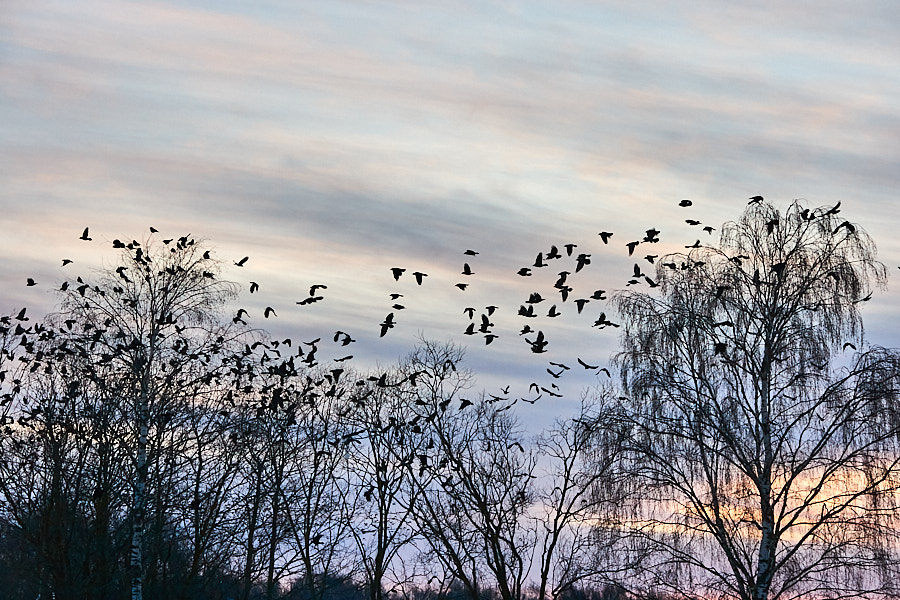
left=80, top=227, right=92, bottom=241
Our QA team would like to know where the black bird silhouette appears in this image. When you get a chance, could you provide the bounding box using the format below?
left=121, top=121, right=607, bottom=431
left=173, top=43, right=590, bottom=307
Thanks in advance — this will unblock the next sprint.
left=564, top=243, right=577, bottom=256
left=527, top=292, right=544, bottom=304
left=413, top=271, right=427, bottom=285
left=520, top=324, right=534, bottom=335
left=80, top=227, right=92, bottom=241
left=249, top=281, right=259, bottom=293
left=15, top=307, right=28, bottom=321
left=518, top=304, right=536, bottom=317
left=555, top=271, right=570, bottom=287
left=517, top=267, right=532, bottom=276
left=685, top=240, right=701, bottom=249
left=390, top=267, right=405, bottom=281
left=577, top=357, right=598, bottom=369
left=547, top=305, right=561, bottom=317
left=455, top=283, right=469, bottom=291
left=703, top=226, right=715, bottom=234
left=462, top=263, right=474, bottom=275
left=464, top=323, right=476, bottom=335
left=464, top=249, right=479, bottom=255
left=459, top=398, right=474, bottom=409
left=61, top=259, right=73, bottom=266
left=843, top=341, right=857, bottom=351
left=748, top=195, right=764, bottom=204
left=626, top=241, right=640, bottom=256
left=825, top=201, right=841, bottom=216
left=546, top=245, right=562, bottom=259
left=297, top=296, right=324, bottom=305
left=234, top=256, right=249, bottom=267
left=264, top=307, right=277, bottom=318
left=575, top=253, right=591, bottom=272
left=644, top=254, right=658, bottom=264
left=534, top=252, right=546, bottom=268
left=686, top=219, right=701, bottom=226
left=633, top=264, right=645, bottom=278
left=526, top=330, right=548, bottom=353
left=574, top=298, right=589, bottom=313
left=598, top=231, right=613, bottom=244
left=333, top=331, right=356, bottom=346
left=679, top=199, right=692, bottom=207
left=233, top=308, right=248, bottom=324
left=392, top=303, right=405, bottom=310
left=833, top=221, right=855, bottom=235
left=26, top=278, right=36, bottom=287
left=590, top=289, right=607, bottom=300
left=485, top=305, right=498, bottom=316
left=463, top=307, right=476, bottom=318
left=389, top=293, right=403, bottom=300
left=379, top=313, right=396, bottom=337
left=644, top=276, right=659, bottom=287
left=484, top=333, right=498, bottom=345
left=309, top=284, right=327, bottom=296
left=643, top=228, right=660, bottom=243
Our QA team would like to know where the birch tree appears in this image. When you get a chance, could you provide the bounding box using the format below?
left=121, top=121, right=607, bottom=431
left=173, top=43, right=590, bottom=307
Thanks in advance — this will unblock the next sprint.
left=613, top=200, right=900, bottom=600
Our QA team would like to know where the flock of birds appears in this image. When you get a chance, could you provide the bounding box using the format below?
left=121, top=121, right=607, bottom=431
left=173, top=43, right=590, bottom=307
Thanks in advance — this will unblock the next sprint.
left=12, top=195, right=881, bottom=411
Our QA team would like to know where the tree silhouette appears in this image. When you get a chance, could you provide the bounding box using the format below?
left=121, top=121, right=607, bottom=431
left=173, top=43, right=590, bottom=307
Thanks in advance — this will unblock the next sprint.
left=613, top=201, right=900, bottom=600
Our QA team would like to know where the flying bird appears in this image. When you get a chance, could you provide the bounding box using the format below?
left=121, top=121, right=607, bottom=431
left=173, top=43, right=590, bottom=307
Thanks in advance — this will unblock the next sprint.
left=575, top=253, right=591, bottom=272
left=546, top=245, right=562, bottom=260
left=26, top=278, right=36, bottom=287
left=517, top=267, right=532, bottom=276
left=390, top=267, right=405, bottom=281
left=455, top=283, right=469, bottom=291
left=234, top=256, right=249, bottom=267
left=564, top=243, right=577, bottom=256
left=679, top=199, right=692, bottom=207
left=598, top=231, right=613, bottom=244
left=462, top=263, right=474, bottom=275
left=464, top=249, right=479, bottom=255
left=379, top=313, right=396, bottom=337
left=249, top=282, right=259, bottom=293
left=686, top=219, right=701, bottom=226
left=748, top=195, right=764, bottom=204
left=309, top=284, right=327, bottom=296
left=685, top=240, right=701, bottom=249
left=263, top=307, right=276, bottom=318
left=643, top=228, right=660, bottom=243
left=61, top=259, right=73, bottom=266
left=413, top=271, right=427, bottom=285
left=80, top=227, right=92, bottom=241
left=625, top=241, right=640, bottom=256
left=577, top=357, right=598, bottom=370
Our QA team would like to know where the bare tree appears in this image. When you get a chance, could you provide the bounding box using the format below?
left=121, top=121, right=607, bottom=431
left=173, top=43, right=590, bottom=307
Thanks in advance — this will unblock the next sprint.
left=613, top=200, right=900, bottom=600
left=53, top=234, right=249, bottom=600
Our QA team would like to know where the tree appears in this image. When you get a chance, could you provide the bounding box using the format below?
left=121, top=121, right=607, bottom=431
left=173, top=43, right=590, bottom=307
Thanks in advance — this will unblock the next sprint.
left=613, top=200, right=900, bottom=600
left=52, top=235, right=249, bottom=600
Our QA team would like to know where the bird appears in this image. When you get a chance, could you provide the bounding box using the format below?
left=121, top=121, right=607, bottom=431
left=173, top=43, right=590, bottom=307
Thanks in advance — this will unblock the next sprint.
left=149, top=226, right=158, bottom=233
left=644, top=255, right=658, bottom=264
left=459, top=398, right=474, bottom=410
left=546, top=245, right=562, bottom=260
left=679, top=199, right=692, bottom=207
left=234, top=256, right=249, bottom=267
left=484, top=333, right=498, bottom=345
left=564, top=243, right=577, bottom=256
left=526, top=330, right=548, bottom=353
left=644, top=276, right=659, bottom=287
left=297, top=296, right=324, bottom=305
left=517, top=267, right=532, bottom=276
left=575, top=254, right=591, bottom=272
left=547, top=305, right=561, bottom=317
left=843, top=341, right=857, bottom=351
left=574, top=298, right=589, bottom=313
left=685, top=240, right=701, bottom=249
left=590, top=289, right=607, bottom=300
left=413, top=271, right=427, bottom=285
left=485, top=305, right=498, bottom=316
left=80, top=227, right=92, bottom=241
left=61, top=259, right=73, bottom=266
left=766, top=219, right=779, bottom=234
left=455, top=283, right=468, bottom=291
left=462, top=263, right=474, bottom=275
left=685, top=219, right=701, bottom=226
left=390, top=267, right=405, bottom=281
left=518, top=304, right=536, bottom=317
left=534, top=252, right=546, bottom=268
left=527, top=292, right=544, bottom=304
left=15, top=307, right=28, bottom=321
left=464, top=249, right=479, bottom=255
left=26, top=278, right=36, bottom=287
left=825, top=201, right=842, bottom=216
left=233, top=308, right=249, bottom=324
left=703, top=226, right=715, bottom=234
left=264, top=307, right=277, bottom=318
left=748, top=195, right=764, bottom=204
left=577, top=357, right=598, bottom=369
left=463, top=307, right=476, bottom=319
left=643, top=228, right=660, bottom=243
left=379, top=313, right=396, bottom=337
left=554, top=271, right=570, bottom=288
left=633, top=264, right=645, bottom=278
left=598, top=231, right=613, bottom=244
left=333, top=331, right=355, bottom=346
left=626, top=241, right=640, bottom=256
left=249, top=282, right=259, bottom=293
left=833, top=221, right=855, bottom=235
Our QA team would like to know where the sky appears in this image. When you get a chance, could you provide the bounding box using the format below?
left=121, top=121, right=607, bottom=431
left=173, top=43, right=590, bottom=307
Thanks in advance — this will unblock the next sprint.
left=3, top=0, right=900, bottom=425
